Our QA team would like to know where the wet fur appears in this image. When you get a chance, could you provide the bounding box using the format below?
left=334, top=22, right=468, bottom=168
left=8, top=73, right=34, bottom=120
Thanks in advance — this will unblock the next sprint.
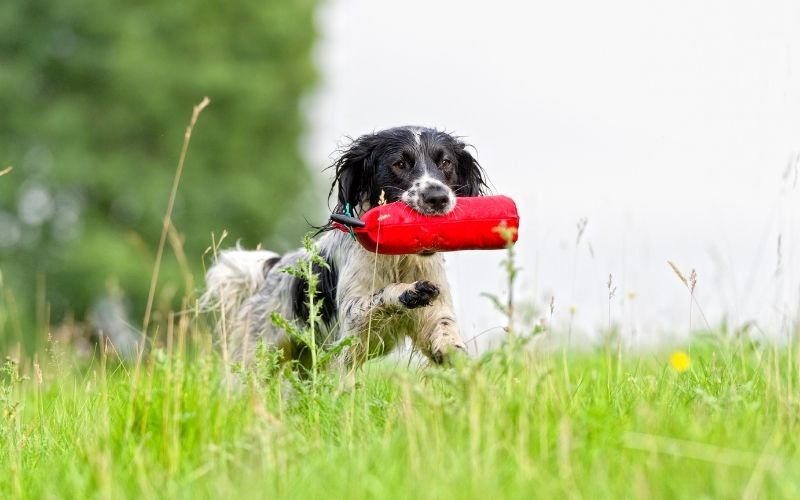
left=202, top=126, right=488, bottom=369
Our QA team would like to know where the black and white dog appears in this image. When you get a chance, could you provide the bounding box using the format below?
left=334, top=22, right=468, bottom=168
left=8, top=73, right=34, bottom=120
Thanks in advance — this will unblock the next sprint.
left=202, top=126, right=488, bottom=370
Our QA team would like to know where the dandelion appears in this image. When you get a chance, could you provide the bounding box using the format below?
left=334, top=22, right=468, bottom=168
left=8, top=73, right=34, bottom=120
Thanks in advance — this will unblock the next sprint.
left=669, top=350, right=692, bottom=373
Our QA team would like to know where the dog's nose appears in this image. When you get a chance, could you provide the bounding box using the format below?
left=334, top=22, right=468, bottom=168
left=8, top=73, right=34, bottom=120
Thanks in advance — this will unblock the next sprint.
left=420, top=185, right=451, bottom=212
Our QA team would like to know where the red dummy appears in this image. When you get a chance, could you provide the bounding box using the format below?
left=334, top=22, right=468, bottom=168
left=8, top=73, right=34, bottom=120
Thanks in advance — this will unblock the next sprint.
left=331, top=195, right=519, bottom=255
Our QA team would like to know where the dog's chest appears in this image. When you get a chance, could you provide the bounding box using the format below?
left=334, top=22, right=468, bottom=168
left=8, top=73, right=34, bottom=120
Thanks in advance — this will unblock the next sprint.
left=370, top=254, right=440, bottom=286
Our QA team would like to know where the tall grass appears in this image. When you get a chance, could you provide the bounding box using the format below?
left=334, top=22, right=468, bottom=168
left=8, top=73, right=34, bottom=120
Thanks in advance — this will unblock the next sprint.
left=3, top=314, right=800, bottom=498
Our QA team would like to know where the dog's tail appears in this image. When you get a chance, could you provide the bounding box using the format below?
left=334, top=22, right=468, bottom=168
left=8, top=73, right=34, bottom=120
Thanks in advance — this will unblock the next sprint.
left=200, top=246, right=280, bottom=343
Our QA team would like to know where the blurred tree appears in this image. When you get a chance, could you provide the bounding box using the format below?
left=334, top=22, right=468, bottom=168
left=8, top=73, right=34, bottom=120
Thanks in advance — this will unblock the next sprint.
left=0, top=0, right=318, bottom=347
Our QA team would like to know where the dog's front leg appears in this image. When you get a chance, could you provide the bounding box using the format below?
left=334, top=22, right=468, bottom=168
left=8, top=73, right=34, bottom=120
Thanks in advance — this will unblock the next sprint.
left=338, top=280, right=440, bottom=365
left=414, top=292, right=467, bottom=365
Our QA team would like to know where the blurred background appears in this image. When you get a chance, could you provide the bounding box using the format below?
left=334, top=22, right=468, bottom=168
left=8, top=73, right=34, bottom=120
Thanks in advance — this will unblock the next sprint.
left=0, top=0, right=319, bottom=352
left=1, top=0, right=799, bottom=353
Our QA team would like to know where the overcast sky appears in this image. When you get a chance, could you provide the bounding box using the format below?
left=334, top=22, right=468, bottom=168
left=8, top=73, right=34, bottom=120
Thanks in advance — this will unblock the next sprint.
left=305, top=0, right=800, bottom=347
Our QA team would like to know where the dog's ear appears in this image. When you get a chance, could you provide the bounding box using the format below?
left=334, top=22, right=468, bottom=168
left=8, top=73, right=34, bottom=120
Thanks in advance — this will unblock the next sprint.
left=456, top=144, right=489, bottom=196
left=329, top=134, right=382, bottom=215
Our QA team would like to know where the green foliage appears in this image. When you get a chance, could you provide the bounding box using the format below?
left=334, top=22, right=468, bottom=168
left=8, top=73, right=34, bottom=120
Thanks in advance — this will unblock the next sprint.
left=481, top=221, right=521, bottom=334
left=0, top=0, right=318, bottom=339
left=3, top=333, right=800, bottom=498
left=269, top=234, right=353, bottom=389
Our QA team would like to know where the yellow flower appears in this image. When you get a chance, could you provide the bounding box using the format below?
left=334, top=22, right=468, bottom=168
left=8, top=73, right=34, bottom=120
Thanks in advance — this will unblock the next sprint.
left=669, top=351, right=692, bottom=373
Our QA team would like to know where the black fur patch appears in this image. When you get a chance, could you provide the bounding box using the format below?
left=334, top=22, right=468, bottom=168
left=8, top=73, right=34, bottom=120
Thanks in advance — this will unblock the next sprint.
left=262, top=256, right=281, bottom=277
left=328, top=126, right=489, bottom=217
left=398, top=280, right=440, bottom=309
left=291, top=254, right=338, bottom=326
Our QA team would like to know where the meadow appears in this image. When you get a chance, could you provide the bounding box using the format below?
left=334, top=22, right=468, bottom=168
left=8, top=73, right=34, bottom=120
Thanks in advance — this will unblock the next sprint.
left=2, top=315, right=800, bottom=499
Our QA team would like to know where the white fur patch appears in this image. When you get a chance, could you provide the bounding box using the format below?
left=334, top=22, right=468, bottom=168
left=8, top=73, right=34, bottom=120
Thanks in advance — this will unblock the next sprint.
left=201, top=247, right=279, bottom=313
left=401, top=173, right=456, bottom=215
left=411, top=127, right=423, bottom=147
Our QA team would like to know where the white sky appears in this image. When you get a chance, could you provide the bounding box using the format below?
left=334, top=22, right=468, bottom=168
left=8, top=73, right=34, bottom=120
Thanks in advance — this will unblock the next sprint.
left=305, top=0, right=800, bottom=347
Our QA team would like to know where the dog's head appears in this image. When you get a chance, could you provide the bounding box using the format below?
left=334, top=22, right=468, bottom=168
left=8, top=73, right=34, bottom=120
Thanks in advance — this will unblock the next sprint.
left=330, top=126, right=488, bottom=216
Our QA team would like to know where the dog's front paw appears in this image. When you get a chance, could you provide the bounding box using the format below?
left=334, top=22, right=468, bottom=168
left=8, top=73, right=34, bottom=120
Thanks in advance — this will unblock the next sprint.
left=399, top=280, right=440, bottom=309
left=431, top=342, right=467, bottom=365
left=428, top=319, right=467, bottom=365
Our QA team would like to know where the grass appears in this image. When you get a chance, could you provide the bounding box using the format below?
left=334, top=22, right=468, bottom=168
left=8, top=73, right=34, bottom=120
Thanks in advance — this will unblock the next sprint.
left=2, top=329, right=800, bottom=499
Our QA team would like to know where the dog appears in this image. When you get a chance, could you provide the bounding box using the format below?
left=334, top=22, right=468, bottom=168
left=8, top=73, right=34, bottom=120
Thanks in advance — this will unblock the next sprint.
left=202, top=126, right=488, bottom=371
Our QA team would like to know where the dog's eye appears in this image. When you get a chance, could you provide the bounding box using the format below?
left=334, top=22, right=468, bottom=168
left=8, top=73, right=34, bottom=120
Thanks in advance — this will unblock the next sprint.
left=439, top=159, right=452, bottom=170
left=393, top=160, right=408, bottom=170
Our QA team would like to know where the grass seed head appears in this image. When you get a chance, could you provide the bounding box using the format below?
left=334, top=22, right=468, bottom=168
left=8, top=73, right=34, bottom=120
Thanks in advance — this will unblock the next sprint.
left=667, top=261, right=689, bottom=288
left=575, top=217, right=588, bottom=245
left=607, top=274, right=616, bottom=300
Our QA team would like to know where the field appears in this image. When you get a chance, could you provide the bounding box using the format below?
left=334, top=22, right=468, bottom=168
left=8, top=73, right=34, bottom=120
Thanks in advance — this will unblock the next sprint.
left=2, top=326, right=800, bottom=499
